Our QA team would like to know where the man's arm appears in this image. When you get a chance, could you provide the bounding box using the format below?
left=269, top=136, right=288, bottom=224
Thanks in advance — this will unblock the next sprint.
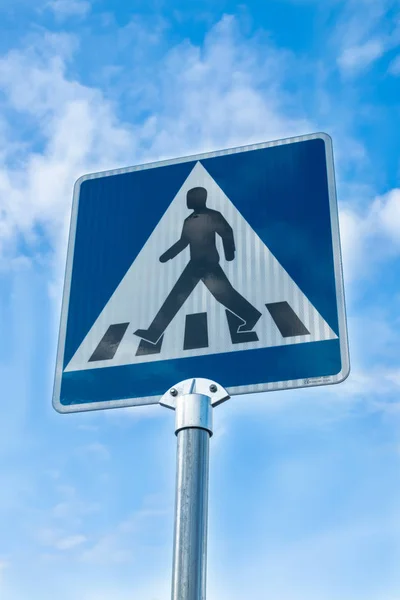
left=216, top=213, right=235, bottom=261
left=159, top=224, right=189, bottom=262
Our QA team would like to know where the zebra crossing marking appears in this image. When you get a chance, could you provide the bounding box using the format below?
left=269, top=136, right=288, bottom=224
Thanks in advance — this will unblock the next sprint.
left=88, top=302, right=312, bottom=363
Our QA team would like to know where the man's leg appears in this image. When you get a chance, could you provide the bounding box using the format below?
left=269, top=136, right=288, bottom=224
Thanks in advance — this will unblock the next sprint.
left=202, top=264, right=262, bottom=332
left=134, top=262, right=200, bottom=344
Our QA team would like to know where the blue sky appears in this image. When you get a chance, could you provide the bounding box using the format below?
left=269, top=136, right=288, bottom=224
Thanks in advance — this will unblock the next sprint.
left=0, top=0, right=400, bottom=598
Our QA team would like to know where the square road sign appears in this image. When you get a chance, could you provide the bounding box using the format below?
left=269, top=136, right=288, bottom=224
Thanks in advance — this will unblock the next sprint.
left=53, top=133, right=349, bottom=413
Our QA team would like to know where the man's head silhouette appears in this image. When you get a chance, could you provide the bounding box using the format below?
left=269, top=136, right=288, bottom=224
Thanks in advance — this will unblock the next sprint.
left=187, top=187, right=207, bottom=211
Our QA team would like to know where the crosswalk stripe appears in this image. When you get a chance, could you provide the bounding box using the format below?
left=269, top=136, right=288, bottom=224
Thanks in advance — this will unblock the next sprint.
left=89, top=323, right=129, bottom=362
left=225, top=310, right=259, bottom=344
left=266, top=302, right=310, bottom=337
left=136, top=334, right=164, bottom=356
left=183, top=313, right=209, bottom=350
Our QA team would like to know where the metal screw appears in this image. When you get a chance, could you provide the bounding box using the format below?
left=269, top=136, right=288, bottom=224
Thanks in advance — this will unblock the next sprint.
left=209, top=384, right=217, bottom=393
left=170, top=388, right=178, bottom=397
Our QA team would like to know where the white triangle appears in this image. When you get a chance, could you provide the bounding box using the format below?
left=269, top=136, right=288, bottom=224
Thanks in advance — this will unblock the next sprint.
left=65, top=162, right=337, bottom=373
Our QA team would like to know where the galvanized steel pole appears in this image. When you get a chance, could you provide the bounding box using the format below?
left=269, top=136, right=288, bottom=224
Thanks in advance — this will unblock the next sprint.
left=160, top=379, right=230, bottom=600
left=172, top=424, right=210, bottom=599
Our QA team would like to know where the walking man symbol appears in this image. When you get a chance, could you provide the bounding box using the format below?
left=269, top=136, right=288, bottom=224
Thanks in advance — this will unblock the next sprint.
left=134, top=186, right=262, bottom=345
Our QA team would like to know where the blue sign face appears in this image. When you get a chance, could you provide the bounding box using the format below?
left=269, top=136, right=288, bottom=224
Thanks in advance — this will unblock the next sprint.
left=53, top=133, right=349, bottom=413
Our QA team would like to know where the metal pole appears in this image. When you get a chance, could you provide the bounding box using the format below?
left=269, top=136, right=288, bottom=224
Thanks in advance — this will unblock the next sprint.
left=160, top=379, right=230, bottom=600
left=172, top=425, right=210, bottom=600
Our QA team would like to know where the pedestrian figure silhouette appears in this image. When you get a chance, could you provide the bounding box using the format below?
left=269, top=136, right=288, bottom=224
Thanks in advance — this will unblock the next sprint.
left=134, top=187, right=262, bottom=345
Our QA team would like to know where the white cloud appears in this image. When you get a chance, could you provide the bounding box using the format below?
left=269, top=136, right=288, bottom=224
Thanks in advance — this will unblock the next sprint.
left=52, top=498, right=99, bottom=520
left=80, top=507, right=169, bottom=565
left=36, top=527, right=61, bottom=545
left=46, top=0, right=91, bottom=20
left=235, top=366, right=400, bottom=412
left=138, top=15, right=311, bottom=160
left=333, top=0, right=399, bottom=75
left=55, top=484, right=76, bottom=498
left=339, top=187, right=400, bottom=283
left=37, top=527, right=87, bottom=550
left=0, top=19, right=311, bottom=273
left=338, top=207, right=366, bottom=283
left=50, top=484, right=100, bottom=524
left=82, top=442, right=110, bottom=460
left=371, top=188, right=400, bottom=244
left=80, top=533, right=133, bottom=565
left=330, top=367, right=400, bottom=399
left=338, top=40, right=384, bottom=72
left=208, top=516, right=400, bottom=600
left=0, top=30, right=136, bottom=293
left=54, top=534, right=87, bottom=550
left=77, top=424, right=99, bottom=431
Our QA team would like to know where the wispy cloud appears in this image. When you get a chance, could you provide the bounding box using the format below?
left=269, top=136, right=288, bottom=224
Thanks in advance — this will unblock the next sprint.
left=51, top=497, right=100, bottom=521
left=0, top=17, right=311, bottom=276
left=339, top=187, right=400, bottom=283
left=334, top=0, right=399, bottom=75
left=54, top=534, right=87, bottom=550
left=0, top=31, right=134, bottom=267
left=37, top=527, right=87, bottom=550
left=46, top=0, right=91, bottom=20
left=338, top=40, right=385, bottom=72
left=80, top=507, right=169, bottom=565
left=137, top=15, right=311, bottom=159
left=82, top=442, right=111, bottom=460
left=208, top=515, right=400, bottom=600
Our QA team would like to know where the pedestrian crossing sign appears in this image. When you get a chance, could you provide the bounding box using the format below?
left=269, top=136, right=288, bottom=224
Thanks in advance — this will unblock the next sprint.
left=53, top=133, right=349, bottom=413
